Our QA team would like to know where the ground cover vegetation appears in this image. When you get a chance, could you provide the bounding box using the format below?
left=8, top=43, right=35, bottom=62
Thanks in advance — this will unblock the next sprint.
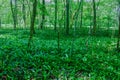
left=0, top=0, right=120, bottom=79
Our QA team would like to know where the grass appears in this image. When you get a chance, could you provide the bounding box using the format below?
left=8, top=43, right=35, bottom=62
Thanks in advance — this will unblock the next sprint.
left=0, top=28, right=120, bottom=80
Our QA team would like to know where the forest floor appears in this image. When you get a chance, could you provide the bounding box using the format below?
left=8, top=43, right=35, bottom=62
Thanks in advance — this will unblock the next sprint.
left=0, top=29, right=120, bottom=79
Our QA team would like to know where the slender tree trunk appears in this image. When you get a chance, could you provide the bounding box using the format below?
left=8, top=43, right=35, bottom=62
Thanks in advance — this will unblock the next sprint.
left=66, top=0, right=70, bottom=35
left=63, top=0, right=66, bottom=29
left=80, top=0, right=83, bottom=28
left=30, top=0, right=37, bottom=34
left=15, top=0, right=17, bottom=24
left=28, top=0, right=37, bottom=47
left=117, top=15, right=120, bottom=50
left=71, top=0, right=81, bottom=53
left=40, top=0, right=45, bottom=29
left=54, top=0, right=57, bottom=31
left=10, top=0, right=17, bottom=30
left=92, top=0, right=96, bottom=35
left=117, top=3, right=120, bottom=50
left=22, top=0, right=26, bottom=27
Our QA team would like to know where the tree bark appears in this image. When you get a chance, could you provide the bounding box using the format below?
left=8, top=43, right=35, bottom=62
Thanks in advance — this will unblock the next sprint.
left=30, top=0, right=37, bottom=34
left=92, top=0, right=96, bottom=35
left=22, top=0, right=26, bottom=27
left=40, top=0, right=45, bottom=29
left=117, top=3, right=120, bottom=50
left=28, top=0, right=37, bottom=47
left=10, top=0, right=17, bottom=30
left=66, top=0, right=70, bottom=35
left=54, top=0, right=57, bottom=31
left=80, top=0, right=83, bottom=28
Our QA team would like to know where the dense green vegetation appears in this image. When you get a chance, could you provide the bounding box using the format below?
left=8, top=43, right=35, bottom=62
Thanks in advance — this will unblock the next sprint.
left=0, top=0, right=120, bottom=79
left=0, top=29, right=120, bottom=79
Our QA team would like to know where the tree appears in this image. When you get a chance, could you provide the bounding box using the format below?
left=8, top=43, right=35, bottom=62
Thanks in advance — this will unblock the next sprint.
left=66, top=0, right=70, bottom=35
left=22, top=0, right=26, bottom=27
left=10, top=0, right=18, bottom=30
left=92, top=0, right=97, bottom=35
left=30, top=0, right=37, bottom=34
left=40, top=0, right=45, bottom=29
left=117, top=1, right=120, bottom=50
left=80, top=0, right=83, bottom=28
left=28, top=0, right=37, bottom=47
left=54, top=0, right=57, bottom=31
left=71, top=0, right=82, bottom=53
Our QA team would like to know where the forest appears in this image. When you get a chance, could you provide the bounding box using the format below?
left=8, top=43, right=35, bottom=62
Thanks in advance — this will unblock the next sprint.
left=0, top=0, right=120, bottom=79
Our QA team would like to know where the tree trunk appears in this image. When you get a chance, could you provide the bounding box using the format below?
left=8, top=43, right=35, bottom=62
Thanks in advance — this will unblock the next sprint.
left=10, top=0, right=17, bottom=30
left=66, top=0, right=70, bottom=35
left=28, top=0, right=37, bottom=47
left=117, top=3, right=120, bottom=50
left=63, top=0, right=66, bottom=29
left=15, top=0, right=17, bottom=24
left=54, top=0, right=57, bottom=31
left=40, top=0, right=45, bottom=29
left=80, top=0, right=83, bottom=28
left=92, top=0, right=96, bottom=35
left=30, top=0, right=37, bottom=34
left=22, top=0, right=26, bottom=27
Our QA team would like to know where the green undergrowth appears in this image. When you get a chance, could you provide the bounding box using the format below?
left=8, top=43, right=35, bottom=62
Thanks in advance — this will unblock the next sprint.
left=0, top=29, right=120, bottom=79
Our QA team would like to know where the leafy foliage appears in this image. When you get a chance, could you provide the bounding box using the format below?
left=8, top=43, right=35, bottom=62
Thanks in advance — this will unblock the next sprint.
left=0, top=29, right=120, bottom=79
